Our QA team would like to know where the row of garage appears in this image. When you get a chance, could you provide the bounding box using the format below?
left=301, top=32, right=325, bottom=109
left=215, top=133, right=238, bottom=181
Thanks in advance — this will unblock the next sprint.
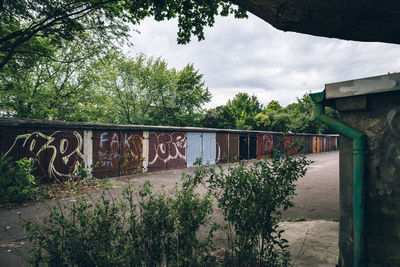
left=97, top=131, right=338, bottom=177
left=0, top=119, right=338, bottom=181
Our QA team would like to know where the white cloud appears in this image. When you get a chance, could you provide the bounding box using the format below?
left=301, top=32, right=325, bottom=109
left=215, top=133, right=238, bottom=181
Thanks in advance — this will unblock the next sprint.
left=126, top=13, right=400, bottom=108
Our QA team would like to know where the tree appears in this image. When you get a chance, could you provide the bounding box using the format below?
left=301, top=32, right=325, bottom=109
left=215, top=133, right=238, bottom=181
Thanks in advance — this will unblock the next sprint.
left=172, top=64, right=211, bottom=126
left=266, top=100, right=283, bottom=112
left=202, top=105, right=236, bottom=129
left=231, top=0, right=400, bottom=45
left=262, top=94, right=338, bottom=134
left=0, top=0, right=247, bottom=71
left=0, top=33, right=108, bottom=121
left=254, top=112, right=271, bottom=130
left=89, top=52, right=210, bottom=126
left=226, top=93, right=264, bottom=130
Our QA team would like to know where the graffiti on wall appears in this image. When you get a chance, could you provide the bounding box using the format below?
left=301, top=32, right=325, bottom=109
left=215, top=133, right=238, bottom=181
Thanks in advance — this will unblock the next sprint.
left=120, top=132, right=143, bottom=174
left=97, top=151, right=119, bottom=167
left=386, top=106, right=400, bottom=166
left=263, top=135, right=274, bottom=153
left=148, top=132, right=186, bottom=168
left=3, top=131, right=84, bottom=179
left=93, top=131, right=143, bottom=176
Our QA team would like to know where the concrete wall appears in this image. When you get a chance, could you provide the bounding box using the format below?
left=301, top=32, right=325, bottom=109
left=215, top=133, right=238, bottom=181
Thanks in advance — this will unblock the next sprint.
left=336, top=91, right=400, bottom=266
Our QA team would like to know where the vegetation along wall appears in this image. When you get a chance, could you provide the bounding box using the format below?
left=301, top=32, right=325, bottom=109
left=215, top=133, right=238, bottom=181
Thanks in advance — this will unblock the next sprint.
left=0, top=118, right=338, bottom=182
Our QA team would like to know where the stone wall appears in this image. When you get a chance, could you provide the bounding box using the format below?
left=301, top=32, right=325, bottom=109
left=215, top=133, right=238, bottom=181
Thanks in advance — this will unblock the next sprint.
left=336, top=91, right=400, bottom=266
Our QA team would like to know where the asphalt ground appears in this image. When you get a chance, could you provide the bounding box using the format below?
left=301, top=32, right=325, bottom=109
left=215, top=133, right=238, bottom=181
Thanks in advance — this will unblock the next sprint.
left=0, top=151, right=339, bottom=266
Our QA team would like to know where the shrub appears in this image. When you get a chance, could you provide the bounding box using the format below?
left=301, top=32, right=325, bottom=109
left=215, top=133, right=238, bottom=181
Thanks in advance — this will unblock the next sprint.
left=0, top=156, right=38, bottom=205
left=24, top=149, right=311, bottom=266
left=191, top=152, right=311, bottom=266
left=24, top=180, right=215, bottom=266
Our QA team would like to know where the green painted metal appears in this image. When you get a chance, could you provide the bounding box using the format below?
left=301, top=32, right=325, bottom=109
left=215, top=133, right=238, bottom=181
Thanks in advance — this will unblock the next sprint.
left=311, top=91, right=366, bottom=267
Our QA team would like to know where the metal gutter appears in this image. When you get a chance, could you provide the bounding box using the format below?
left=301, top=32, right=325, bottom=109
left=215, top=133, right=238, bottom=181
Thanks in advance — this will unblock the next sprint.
left=310, top=91, right=366, bottom=267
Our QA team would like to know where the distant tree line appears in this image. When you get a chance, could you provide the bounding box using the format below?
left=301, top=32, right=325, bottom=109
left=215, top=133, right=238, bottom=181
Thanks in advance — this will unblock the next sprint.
left=202, top=93, right=338, bottom=134
left=0, top=35, right=336, bottom=134
left=0, top=0, right=336, bottom=134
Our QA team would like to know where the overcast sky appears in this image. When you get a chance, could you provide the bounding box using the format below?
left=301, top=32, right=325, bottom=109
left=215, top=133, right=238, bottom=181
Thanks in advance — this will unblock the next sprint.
left=126, top=13, right=400, bottom=108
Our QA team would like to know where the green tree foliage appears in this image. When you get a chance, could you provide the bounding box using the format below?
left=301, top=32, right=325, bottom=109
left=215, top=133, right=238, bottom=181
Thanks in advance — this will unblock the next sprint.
left=202, top=93, right=337, bottom=134
left=0, top=0, right=247, bottom=71
left=224, top=92, right=264, bottom=130
left=174, top=64, right=211, bottom=126
left=266, top=100, right=283, bottom=111
left=254, top=112, right=271, bottom=129
left=202, top=105, right=236, bottom=129
left=203, top=154, right=311, bottom=265
left=202, top=93, right=264, bottom=130
left=281, top=94, right=338, bottom=134
left=0, top=34, right=108, bottom=120
left=89, top=52, right=211, bottom=126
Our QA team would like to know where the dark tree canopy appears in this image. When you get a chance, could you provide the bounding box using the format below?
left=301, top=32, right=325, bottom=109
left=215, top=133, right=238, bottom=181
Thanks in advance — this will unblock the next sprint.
left=231, top=0, right=400, bottom=45
left=0, top=0, right=247, bottom=71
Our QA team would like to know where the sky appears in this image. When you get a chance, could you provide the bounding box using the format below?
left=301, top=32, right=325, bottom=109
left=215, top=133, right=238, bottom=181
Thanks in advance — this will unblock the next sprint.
left=126, top=13, right=400, bottom=108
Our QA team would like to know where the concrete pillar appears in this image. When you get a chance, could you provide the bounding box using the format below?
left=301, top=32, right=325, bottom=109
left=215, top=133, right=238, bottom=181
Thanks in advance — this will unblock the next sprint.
left=83, top=130, right=93, bottom=174
left=142, top=131, right=149, bottom=173
left=336, top=92, right=400, bottom=266
left=323, top=73, right=400, bottom=266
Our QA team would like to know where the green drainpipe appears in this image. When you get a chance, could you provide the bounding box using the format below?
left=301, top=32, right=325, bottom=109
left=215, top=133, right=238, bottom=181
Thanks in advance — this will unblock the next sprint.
left=310, top=91, right=366, bottom=267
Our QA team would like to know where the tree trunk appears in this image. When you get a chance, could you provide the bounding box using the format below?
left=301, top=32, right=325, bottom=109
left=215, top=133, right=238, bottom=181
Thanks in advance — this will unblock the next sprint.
left=231, top=0, right=400, bottom=44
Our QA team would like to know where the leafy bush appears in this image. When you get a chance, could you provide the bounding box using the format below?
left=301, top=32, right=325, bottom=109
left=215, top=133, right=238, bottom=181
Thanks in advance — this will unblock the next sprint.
left=24, top=150, right=311, bottom=266
left=0, top=156, right=38, bottom=205
left=190, top=152, right=311, bottom=266
left=24, top=180, right=215, bottom=266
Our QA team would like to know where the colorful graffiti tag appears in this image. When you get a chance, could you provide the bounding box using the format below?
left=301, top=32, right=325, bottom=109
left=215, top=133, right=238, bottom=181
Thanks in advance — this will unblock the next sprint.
left=93, top=131, right=143, bottom=177
left=2, top=130, right=84, bottom=180
left=148, top=132, right=186, bottom=171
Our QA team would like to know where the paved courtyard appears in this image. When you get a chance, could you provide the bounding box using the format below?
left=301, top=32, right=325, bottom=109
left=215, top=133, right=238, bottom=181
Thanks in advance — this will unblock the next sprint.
left=0, top=151, right=339, bottom=266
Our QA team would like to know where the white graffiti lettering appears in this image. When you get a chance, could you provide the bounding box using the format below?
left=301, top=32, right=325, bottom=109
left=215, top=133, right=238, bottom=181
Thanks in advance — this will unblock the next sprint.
left=386, top=106, right=400, bottom=165
left=4, top=131, right=84, bottom=178
left=149, top=132, right=186, bottom=165
left=97, top=151, right=119, bottom=167
left=263, top=135, right=274, bottom=152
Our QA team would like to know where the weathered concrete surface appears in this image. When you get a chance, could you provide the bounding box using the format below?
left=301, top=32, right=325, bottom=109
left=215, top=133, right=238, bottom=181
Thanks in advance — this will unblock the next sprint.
left=283, top=151, right=339, bottom=221
left=337, top=91, right=400, bottom=267
left=0, top=152, right=339, bottom=266
left=280, top=220, right=339, bottom=267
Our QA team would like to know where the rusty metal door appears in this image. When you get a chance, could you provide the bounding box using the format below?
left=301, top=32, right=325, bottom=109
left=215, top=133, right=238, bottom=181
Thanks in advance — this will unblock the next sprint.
left=93, top=131, right=120, bottom=178
left=119, top=131, right=143, bottom=176
left=305, top=136, right=312, bottom=154
left=284, top=136, right=292, bottom=155
left=298, top=136, right=306, bottom=154
left=273, top=134, right=283, bottom=154
left=312, top=136, right=318, bottom=153
left=148, top=132, right=186, bottom=171
left=257, top=134, right=265, bottom=159
left=228, top=134, right=239, bottom=162
left=257, top=134, right=274, bottom=159
left=316, top=137, right=321, bottom=153
left=239, top=134, right=249, bottom=160
left=1, top=129, right=84, bottom=182
left=290, top=135, right=298, bottom=155
left=216, top=133, right=229, bottom=163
